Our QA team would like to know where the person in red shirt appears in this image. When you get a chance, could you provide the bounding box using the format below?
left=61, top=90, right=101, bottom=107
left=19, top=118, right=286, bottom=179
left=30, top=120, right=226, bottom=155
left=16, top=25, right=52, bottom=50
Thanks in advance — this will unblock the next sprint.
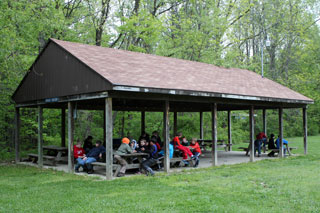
left=74, top=140, right=85, bottom=173
left=173, top=132, right=195, bottom=165
left=188, top=138, right=201, bottom=167
left=257, top=132, right=268, bottom=153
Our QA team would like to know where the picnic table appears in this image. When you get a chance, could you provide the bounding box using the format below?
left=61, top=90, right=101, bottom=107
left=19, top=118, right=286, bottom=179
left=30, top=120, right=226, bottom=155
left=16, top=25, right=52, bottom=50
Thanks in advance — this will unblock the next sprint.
left=198, top=139, right=232, bottom=152
left=28, top=145, right=68, bottom=166
left=92, top=152, right=149, bottom=177
left=43, top=145, right=68, bottom=162
left=238, top=142, right=297, bottom=156
left=116, top=152, right=149, bottom=164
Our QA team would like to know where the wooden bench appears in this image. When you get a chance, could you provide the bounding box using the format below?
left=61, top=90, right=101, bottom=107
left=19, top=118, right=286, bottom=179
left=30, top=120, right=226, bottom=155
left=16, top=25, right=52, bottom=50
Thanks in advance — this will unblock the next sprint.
left=170, top=157, right=194, bottom=167
left=238, top=147, right=249, bottom=155
left=91, top=162, right=140, bottom=177
left=269, top=147, right=297, bottom=156
left=217, top=144, right=228, bottom=152
left=28, top=153, right=56, bottom=166
left=155, top=156, right=164, bottom=170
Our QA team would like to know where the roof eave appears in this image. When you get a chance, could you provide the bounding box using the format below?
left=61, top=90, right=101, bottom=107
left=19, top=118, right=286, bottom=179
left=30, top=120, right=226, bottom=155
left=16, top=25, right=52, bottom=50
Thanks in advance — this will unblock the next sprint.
left=112, top=85, right=314, bottom=105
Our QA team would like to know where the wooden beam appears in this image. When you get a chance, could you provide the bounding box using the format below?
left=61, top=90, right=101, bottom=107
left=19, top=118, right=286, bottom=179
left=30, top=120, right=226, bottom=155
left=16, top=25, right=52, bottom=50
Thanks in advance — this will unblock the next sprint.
left=303, top=107, right=307, bottom=155
left=14, top=107, right=20, bottom=163
left=105, top=98, right=113, bottom=180
left=211, top=103, right=218, bottom=166
left=228, top=110, right=232, bottom=151
left=174, top=111, right=177, bottom=136
left=112, top=86, right=313, bottom=105
left=16, top=91, right=109, bottom=108
left=279, top=108, right=284, bottom=158
left=163, top=100, right=170, bottom=172
left=61, top=108, right=66, bottom=147
left=68, top=102, right=74, bottom=173
left=141, top=111, right=145, bottom=134
left=249, top=106, right=255, bottom=162
left=262, top=109, right=267, bottom=135
left=200, top=111, right=204, bottom=139
left=38, top=106, right=43, bottom=168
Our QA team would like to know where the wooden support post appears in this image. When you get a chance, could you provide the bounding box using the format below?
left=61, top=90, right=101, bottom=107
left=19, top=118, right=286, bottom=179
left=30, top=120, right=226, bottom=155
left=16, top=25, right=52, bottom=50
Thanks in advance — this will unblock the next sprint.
left=303, top=107, right=307, bottom=155
left=61, top=108, right=66, bottom=147
left=279, top=108, right=284, bottom=158
left=262, top=109, right=267, bottom=153
left=174, top=111, right=177, bottom=136
left=14, top=107, right=20, bottom=163
left=262, top=109, right=267, bottom=135
left=141, top=111, right=145, bottom=134
left=68, top=102, right=74, bottom=173
left=163, top=100, right=170, bottom=172
left=211, top=103, right=218, bottom=166
left=200, top=111, right=204, bottom=140
left=38, top=106, right=43, bottom=168
left=249, top=106, right=255, bottom=162
left=105, top=98, right=113, bottom=180
left=103, top=109, right=106, bottom=144
left=227, top=110, right=232, bottom=151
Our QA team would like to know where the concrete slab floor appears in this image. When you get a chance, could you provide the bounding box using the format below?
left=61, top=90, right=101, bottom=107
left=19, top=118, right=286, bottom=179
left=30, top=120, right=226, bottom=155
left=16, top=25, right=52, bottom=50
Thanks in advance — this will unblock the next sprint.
left=17, top=151, right=281, bottom=180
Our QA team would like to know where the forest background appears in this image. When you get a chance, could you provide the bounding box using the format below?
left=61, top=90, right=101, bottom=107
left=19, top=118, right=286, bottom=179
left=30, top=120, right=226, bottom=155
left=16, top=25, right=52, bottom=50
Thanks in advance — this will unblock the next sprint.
left=1, top=0, right=320, bottom=153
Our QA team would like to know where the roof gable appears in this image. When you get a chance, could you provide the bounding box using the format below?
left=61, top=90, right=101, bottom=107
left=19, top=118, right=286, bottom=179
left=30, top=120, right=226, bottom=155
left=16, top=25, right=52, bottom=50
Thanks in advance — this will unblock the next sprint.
left=12, top=41, right=112, bottom=103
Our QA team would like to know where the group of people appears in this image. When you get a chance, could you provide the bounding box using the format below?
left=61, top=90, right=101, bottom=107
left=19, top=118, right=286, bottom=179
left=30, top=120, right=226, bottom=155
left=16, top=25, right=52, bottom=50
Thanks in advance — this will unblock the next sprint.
left=250, top=132, right=291, bottom=157
left=173, top=132, right=202, bottom=167
left=115, top=131, right=202, bottom=177
left=74, top=136, right=106, bottom=174
left=73, top=131, right=203, bottom=177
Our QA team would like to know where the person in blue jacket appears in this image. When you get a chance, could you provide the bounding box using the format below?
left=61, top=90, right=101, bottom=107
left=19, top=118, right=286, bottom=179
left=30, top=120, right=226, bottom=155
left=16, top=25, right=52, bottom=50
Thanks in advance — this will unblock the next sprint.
left=158, top=141, right=174, bottom=159
left=141, top=138, right=158, bottom=176
left=77, top=140, right=106, bottom=174
left=275, top=136, right=291, bottom=155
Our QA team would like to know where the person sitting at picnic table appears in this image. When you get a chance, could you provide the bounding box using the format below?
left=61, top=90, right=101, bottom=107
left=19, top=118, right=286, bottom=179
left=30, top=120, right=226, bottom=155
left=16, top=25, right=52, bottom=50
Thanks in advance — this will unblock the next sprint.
left=114, top=137, right=137, bottom=177
left=74, top=139, right=86, bottom=173
left=141, top=138, right=159, bottom=176
left=127, top=132, right=138, bottom=150
left=181, top=136, right=189, bottom=146
left=77, top=140, right=106, bottom=174
left=130, top=138, right=139, bottom=150
left=152, top=131, right=163, bottom=147
left=267, top=134, right=277, bottom=157
left=136, top=139, right=148, bottom=153
left=254, top=134, right=262, bottom=157
left=145, top=140, right=150, bottom=149
left=139, top=131, right=150, bottom=145
left=83, top=136, right=93, bottom=154
left=257, top=132, right=268, bottom=152
left=188, top=138, right=201, bottom=167
left=158, top=140, right=174, bottom=159
left=173, top=132, right=195, bottom=165
left=151, top=135, right=161, bottom=152
left=275, top=135, right=291, bottom=155
left=246, top=134, right=264, bottom=157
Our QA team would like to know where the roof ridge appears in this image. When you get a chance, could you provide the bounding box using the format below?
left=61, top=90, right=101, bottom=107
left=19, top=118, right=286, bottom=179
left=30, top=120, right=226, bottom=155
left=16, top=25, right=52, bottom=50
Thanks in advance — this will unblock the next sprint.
left=49, top=38, right=313, bottom=102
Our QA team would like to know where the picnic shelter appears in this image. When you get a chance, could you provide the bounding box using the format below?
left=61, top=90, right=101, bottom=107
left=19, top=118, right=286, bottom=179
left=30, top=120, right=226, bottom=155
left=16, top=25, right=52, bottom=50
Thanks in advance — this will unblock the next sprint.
left=12, top=39, right=313, bottom=179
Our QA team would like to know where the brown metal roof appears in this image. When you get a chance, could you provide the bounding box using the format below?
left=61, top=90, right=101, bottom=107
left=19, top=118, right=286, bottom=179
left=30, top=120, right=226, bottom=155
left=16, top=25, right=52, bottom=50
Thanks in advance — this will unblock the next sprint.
left=51, top=39, right=312, bottom=103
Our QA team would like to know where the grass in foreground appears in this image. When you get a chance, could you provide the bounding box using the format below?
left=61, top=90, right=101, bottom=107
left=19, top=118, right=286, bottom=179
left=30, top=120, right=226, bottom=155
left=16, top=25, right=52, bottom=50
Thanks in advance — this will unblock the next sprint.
left=0, top=136, right=319, bottom=212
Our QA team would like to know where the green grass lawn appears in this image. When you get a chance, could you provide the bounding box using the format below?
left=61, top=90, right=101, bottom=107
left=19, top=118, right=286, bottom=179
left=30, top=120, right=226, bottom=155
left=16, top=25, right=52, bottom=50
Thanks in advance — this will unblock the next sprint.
left=0, top=136, right=319, bottom=212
